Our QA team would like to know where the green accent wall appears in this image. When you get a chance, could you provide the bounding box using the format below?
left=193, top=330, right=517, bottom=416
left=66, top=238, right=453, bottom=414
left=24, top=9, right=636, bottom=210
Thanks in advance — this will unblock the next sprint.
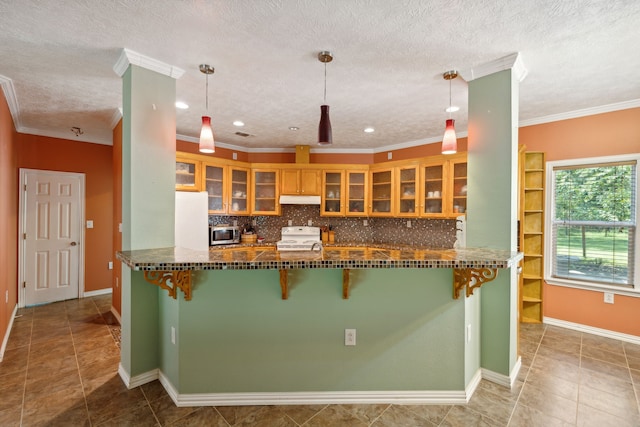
left=165, top=268, right=469, bottom=393
left=467, top=69, right=520, bottom=377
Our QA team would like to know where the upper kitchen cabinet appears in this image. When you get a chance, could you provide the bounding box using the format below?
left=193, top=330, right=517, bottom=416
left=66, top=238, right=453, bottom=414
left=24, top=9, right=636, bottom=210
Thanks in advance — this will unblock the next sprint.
left=321, top=170, right=344, bottom=216
left=203, top=162, right=250, bottom=215
left=369, top=167, right=394, bottom=217
left=281, top=168, right=321, bottom=195
left=396, top=165, right=419, bottom=217
left=176, top=156, right=201, bottom=191
left=251, top=169, right=280, bottom=215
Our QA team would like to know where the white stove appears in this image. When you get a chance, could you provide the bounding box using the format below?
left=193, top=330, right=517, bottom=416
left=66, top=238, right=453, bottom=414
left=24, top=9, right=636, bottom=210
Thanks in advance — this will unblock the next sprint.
left=276, top=226, right=322, bottom=251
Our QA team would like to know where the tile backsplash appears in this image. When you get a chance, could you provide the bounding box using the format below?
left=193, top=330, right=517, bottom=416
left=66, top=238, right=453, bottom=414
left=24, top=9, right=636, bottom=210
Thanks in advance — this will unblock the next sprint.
left=211, top=205, right=457, bottom=248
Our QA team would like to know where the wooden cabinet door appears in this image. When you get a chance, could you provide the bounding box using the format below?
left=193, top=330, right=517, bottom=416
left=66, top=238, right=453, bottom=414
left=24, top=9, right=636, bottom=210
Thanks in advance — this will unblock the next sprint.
left=299, top=169, right=321, bottom=195
left=251, top=169, right=280, bottom=215
left=396, top=165, right=419, bottom=217
left=227, top=166, right=250, bottom=215
left=176, top=157, right=201, bottom=191
left=450, top=158, right=467, bottom=217
left=321, top=170, right=344, bottom=216
left=369, top=168, right=394, bottom=217
left=280, top=169, right=300, bottom=195
left=346, top=170, right=368, bottom=216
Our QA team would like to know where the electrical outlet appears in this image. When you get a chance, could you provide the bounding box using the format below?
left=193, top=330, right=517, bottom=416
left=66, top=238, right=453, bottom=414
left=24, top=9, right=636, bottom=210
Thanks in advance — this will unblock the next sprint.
left=171, top=327, right=176, bottom=344
left=288, top=219, right=293, bottom=226
left=604, top=292, right=614, bottom=304
left=466, top=324, right=471, bottom=343
left=108, top=261, right=113, bottom=270
left=407, top=220, right=412, bottom=228
left=232, top=152, right=238, bottom=160
left=308, top=219, right=313, bottom=226
left=118, top=223, right=122, bottom=232
left=387, top=152, right=392, bottom=160
left=345, top=329, right=356, bottom=346
left=86, top=220, right=94, bottom=229
left=252, top=219, right=257, bottom=226
left=363, top=219, right=368, bottom=226
left=233, top=219, right=238, bottom=226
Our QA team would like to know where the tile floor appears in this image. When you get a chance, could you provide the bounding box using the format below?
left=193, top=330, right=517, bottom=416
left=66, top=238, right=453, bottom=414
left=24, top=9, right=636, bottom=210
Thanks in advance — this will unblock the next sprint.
left=1, top=295, right=639, bottom=426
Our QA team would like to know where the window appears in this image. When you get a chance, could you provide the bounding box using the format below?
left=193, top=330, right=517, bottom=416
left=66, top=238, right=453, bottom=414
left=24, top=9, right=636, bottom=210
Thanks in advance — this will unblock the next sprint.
left=546, top=155, right=638, bottom=293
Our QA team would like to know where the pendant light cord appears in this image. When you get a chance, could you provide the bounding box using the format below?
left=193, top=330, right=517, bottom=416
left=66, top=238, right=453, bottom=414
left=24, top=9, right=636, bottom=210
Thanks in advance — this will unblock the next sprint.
left=205, top=73, right=209, bottom=111
left=448, top=78, right=452, bottom=119
left=323, top=62, right=327, bottom=103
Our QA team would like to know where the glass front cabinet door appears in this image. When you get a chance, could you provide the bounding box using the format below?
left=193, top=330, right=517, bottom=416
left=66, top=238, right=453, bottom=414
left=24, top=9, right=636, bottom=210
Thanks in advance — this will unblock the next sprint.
left=176, top=157, right=200, bottom=191
left=346, top=170, right=368, bottom=216
left=369, top=168, right=394, bottom=217
left=228, top=167, right=250, bottom=215
left=251, top=169, right=280, bottom=215
left=321, top=170, right=344, bottom=216
left=204, top=164, right=250, bottom=215
left=451, top=159, right=467, bottom=216
left=396, top=165, right=419, bottom=217
left=420, top=160, right=446, bottom=217
left=204, top=164, right=225, bottom=213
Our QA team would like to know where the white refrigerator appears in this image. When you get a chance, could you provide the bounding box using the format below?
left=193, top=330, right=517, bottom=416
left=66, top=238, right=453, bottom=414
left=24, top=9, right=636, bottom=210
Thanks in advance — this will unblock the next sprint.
left=175, top=191, right=209, bottom=251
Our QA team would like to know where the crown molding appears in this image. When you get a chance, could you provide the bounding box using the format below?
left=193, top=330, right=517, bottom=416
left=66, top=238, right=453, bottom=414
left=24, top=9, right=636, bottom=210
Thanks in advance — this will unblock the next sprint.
left=110, top=108, right=123, bottom=129
left=459, top=52, right=528, bottom=83
left=519, top=99, right=640, bottom=127
left=0, top=74, right=22, bottom=130
left=113, top=48, right=185, bottom=79
left=17, top=126, right=112, bottom=146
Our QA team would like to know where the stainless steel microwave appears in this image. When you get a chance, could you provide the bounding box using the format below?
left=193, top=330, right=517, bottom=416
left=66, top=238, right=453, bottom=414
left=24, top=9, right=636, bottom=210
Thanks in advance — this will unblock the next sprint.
left=210, top=225, right=240, bottom=246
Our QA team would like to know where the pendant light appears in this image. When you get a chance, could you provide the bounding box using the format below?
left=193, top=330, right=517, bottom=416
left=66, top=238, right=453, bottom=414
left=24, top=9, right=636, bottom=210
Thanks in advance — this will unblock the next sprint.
left=441, top=70, right=458, bottom=155
left=318, top=51, right=333, bottom=145
left=199, top=64, right=215, bottom=153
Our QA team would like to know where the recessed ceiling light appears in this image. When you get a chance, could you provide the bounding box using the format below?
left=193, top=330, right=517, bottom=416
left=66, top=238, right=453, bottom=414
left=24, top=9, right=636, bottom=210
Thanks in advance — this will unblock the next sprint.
left=175, top=101, right=189, bottom=109
left=364, top=127, right=375, bottom=133
left=233, top=120, right=245, bottom=127
left=445, top=106, right=460, bottom=113
left=288, top=126, right=299, bottom=131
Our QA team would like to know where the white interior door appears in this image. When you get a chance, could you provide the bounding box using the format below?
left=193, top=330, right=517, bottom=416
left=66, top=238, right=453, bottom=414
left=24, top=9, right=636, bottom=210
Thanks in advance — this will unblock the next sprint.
left=21, top=169, right=84, bottom=306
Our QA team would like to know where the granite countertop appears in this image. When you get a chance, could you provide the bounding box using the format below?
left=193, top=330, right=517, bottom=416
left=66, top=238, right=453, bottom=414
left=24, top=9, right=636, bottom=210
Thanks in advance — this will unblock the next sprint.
left=116, top=244, right=523, bottom=271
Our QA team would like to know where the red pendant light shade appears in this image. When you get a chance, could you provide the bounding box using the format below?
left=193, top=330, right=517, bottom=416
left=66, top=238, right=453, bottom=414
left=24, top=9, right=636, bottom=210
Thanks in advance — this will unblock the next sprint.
left=199, top=116, right=215, bottom=153
left=318, top=105, right=332, bottom=145
left=198, top=64, right=215, bottom=153
left=441, top=119, right=457, bottom=154
left=442, top=70, right=459, bottom=155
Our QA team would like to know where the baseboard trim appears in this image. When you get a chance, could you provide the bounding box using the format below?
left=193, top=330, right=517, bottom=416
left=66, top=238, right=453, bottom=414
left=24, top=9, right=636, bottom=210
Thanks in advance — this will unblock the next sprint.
left=544, top=317, right=640, bottom=345
left=110, top=307, right=121, bottom=324
left=481, top=356, right=522, bottom=389
left=83, top=288, right=113, bottom=298
left=118, top=364, right=159, bottom=389
left=0, top=305, right=18, bottom=362
left=465, top=369, right=482, bottom=402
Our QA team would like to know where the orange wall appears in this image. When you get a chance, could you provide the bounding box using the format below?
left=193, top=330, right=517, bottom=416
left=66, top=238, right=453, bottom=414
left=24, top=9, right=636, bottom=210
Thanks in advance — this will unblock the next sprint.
left=112, top=121, right=122, bottom=315
left=373, top=138, right=468, bottom=163
left=520, top=108, right=640, bottom=337
left=17, top=134, right=114, bottom=293
left=0, top=90, right=18, bottom=351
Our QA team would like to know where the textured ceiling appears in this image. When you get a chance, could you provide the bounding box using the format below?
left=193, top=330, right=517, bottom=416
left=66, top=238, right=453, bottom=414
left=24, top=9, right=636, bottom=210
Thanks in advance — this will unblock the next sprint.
left=0, top=0, right=639, bottom=151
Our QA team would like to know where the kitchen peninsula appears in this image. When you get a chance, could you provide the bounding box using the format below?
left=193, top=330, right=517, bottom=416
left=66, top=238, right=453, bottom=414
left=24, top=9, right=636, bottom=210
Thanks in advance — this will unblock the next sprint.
left=117, top=244, right=522, bottom=405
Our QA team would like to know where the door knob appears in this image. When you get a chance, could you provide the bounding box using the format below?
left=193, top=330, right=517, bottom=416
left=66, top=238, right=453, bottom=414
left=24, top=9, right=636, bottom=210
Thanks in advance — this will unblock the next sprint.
left=70, top=242, right=77, bottom=246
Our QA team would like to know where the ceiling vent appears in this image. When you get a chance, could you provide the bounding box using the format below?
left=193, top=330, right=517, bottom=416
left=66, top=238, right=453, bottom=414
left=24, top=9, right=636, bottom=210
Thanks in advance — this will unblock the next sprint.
left=235, top=131, right=253, bottom=138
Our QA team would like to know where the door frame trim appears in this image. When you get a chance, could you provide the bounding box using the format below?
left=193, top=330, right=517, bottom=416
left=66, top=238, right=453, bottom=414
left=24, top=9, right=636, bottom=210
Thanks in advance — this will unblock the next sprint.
left=18, top=168, right=86, bottom=308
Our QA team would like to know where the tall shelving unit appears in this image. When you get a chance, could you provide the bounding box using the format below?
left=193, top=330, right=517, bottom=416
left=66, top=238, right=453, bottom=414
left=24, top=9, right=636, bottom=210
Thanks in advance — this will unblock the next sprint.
left=520, top=151, right=545, bottom=323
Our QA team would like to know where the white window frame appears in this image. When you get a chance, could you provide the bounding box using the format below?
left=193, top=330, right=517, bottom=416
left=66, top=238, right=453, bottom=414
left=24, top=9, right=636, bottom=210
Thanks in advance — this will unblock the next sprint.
left=544, top=153, right=639, bottom=297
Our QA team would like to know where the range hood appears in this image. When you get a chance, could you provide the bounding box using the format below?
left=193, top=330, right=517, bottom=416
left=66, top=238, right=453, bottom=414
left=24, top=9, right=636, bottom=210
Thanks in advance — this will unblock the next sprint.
left=279, top=195, right=321, bottom=205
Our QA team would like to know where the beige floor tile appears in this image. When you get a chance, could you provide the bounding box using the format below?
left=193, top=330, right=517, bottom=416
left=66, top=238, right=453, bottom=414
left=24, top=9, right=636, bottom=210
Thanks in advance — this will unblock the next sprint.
left=543, top=325, right=582, bottom=343
left=0, top=407, right=22, bottom=427
left=540, top=334, right=581, bottom=354
left=518, top=383, right=578, bottom=424
left=149, top=394, right=198, bottom=426
left=530, top=353, right=581, bottom=383
left=86, top=384, right=148, bottom=425
left=626, top=354, right=640, bottom=371
left=582, top=345, right=628, bottom=367
left=216, top=405, right=265, bottom=425
left=371, top=404, right=435, bottom=426
left=167, top=407, right=228, bottom=427
left=140, top=379, right=170, bottom=403
left=304, top=405, right=368, bottom=427
left=5, top=327, right=32, bottom=350
left=73, top=333, right=118, bottom=355
left=576, top=402, right=640, bottom=427
left=582, top=334, right=625, bottom=354
left=440, top=405, right=502, bottom=427
left=624, top=342, right=640, bottom=359
left=25, top=369, right=83, bottom=400
left=509, top=403, right=573, bottom=427
left=0, top=346, right=29, bottom=377
left=535, top=344, right=581, bottom=366
left=26, top=351, right=79, bottom=380
left=580, top=366, right=634, bottom=395
left=467, top=383, right=516, bottom=424
left=21, top=386, right=87, bottom=426
left=340, top=403, right=390, bottom=424
left=578, top=383, right=640, bottom=421
left=403, top=404, right=452, bottom=424
left=525, top=366, right=579, bottom=401
left=581, top=356, right=632, bottom=381
left=278, top=404, right=328, bottom=425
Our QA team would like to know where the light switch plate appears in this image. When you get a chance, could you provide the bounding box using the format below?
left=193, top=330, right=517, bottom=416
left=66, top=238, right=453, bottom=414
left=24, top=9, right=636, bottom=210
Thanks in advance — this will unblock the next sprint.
left=86, top=220, right=93, bottom=229
left=345, top=329, right=356, bottom=346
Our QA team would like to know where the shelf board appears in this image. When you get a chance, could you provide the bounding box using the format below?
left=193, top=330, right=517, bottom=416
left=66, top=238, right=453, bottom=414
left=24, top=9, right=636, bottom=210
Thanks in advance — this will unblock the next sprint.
left=525, top=169, right=544, bottom=172
left=524, top=254, right=543, bottom=258
left=525, top=187, right=544, bottom=191
left=522, top=296, right=542, bottom=303
left=523, top=231, right=543, bottom=235
left=521, top=316, right=542, bottom=324
left=523, top=274, right=543, bottom=280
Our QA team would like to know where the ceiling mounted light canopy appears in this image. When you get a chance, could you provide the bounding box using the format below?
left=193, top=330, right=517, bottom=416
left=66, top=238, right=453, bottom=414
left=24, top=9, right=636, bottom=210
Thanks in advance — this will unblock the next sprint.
left=442, top=70, right=458, bottom=155
left=199, top=64, right=215, bottom=153
left=318, top=51, right=333, bottom=145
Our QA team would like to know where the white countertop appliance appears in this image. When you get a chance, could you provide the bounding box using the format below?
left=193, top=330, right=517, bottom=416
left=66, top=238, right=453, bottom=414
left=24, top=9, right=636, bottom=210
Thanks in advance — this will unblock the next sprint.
left=276, top=226, right=322, bottom=251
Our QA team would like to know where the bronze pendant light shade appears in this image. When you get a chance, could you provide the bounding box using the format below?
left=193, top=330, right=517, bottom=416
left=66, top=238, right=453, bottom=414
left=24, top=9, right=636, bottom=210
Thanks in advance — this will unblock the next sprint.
left=318, top=51, right=333, bottom=145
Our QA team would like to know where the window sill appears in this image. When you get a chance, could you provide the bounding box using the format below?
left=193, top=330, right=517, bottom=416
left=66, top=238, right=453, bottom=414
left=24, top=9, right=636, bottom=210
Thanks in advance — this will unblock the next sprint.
left=545, top=277, right=640, bottom=298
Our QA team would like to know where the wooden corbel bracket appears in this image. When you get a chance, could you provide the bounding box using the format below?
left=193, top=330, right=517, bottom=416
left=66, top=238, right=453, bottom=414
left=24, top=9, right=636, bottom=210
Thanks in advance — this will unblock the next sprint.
left=143, top=270, right=192, bottom=301
left=453, top=268, right=498, bottom=299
